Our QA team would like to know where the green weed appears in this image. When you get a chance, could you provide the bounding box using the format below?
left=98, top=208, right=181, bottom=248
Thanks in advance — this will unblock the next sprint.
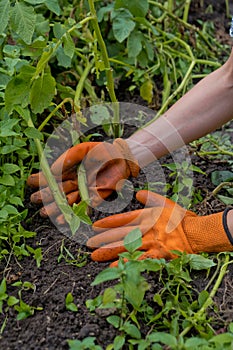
left=83, top=230, right=233, bottom=349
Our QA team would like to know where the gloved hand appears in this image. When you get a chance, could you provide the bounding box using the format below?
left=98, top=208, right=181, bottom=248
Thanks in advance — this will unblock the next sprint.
left=27, top=139, right=139, bottom=224
left=87, top=190, right=233, bottom=263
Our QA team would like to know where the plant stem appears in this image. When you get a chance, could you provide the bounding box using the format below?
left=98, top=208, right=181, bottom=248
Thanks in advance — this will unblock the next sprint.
left=212, top=182, right=233, bottom=196
left=179, top=254, right=231, bottom=337
left=38, top=98, right=74, bottom=132
left=74, top=60, right=94, bottom=111
left=27, top=116, right=78, bottom=227
left=183, top=0, right=191, bottom=23
left=87, top=0, right=120, bottom=137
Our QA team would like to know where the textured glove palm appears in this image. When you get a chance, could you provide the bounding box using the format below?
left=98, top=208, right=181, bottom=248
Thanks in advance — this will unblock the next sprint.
left=27, top=139, right=139, bottom=224
left=87, top=190, right=233, bottom=263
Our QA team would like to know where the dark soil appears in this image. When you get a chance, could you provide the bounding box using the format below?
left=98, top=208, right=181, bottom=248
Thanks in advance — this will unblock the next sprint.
left=1, top=1, right=233, bottom=349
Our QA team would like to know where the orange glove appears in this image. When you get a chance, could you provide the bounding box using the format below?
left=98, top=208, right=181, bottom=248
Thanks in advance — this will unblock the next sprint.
left=87, top=190, right=233, bottom=263
left=27, top=139, right=139, bottom=224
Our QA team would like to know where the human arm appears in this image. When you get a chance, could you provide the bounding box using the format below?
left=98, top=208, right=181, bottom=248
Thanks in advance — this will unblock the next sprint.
left=127, top=48, right=233, bottom=167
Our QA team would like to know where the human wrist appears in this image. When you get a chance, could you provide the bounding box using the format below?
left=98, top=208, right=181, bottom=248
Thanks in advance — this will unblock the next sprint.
left=224, top=208, right=233, bottom=243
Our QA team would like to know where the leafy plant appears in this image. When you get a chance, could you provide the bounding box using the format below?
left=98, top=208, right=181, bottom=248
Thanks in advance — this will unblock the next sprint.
left=67, top=337, right=102, bottom=350
left=65, top=292, right=78, bottom=312
left=85, top=230, right=233, bottom=349
left=0, top=278, right=43, bottom=332
left=162, top=161, right=206, bottom=208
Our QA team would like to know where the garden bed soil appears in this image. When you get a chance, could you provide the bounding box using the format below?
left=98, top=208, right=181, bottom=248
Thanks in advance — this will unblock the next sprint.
left=0, top=1, right=233, bottom=349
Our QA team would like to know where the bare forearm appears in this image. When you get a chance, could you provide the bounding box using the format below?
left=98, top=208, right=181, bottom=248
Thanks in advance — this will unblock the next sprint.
left=127, top=48, right=233, bottom=167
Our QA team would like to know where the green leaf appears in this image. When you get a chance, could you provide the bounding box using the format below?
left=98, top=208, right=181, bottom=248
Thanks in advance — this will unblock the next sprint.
left=89, top=105, right=111, bottom=125
left=107, top=315, right=121, bottom=328
left=91, top=267, right=120, bottom=286
left=149, top=332, right=177, bottom=346
left=127, top=31, right=143, bottom=58
left=113, top=335, right=125, bottom=350
left=0, top=175, right=15, bottom=186
left=115, top=0, right=149, bottom=17
left=65, top=292, right=78, bottom=312
left=217, top=194, right=233, bottom=205
left=44, top=0, right=61, bottom=16
left=72, top=202, right=92, bottom=225
left=210, top=333, right=233, bottom=344
left=63, top=32, right=75, bottom=59
left=24, top=127, right=44, bottom=140
left=140, top=79, right=153, bottom=103
left=5, top=66, right=35, bottom=113
left=123, top=228, right=142, bottom=254
left=123, top=321, right=141, bottom=339
left=0, top=0, right=10, bottom=33
left=2, top=164, right=20, bottom=174
left=10, top=2, right=36, bottom=44
left=7, top=296, right=19, bottom=307
left=198, top=290, right=209, bottom=307
left=185, top=337, right=208, bottom=348
left=111, top=9, right=135, bottom=43
left=102, top=287, right=117, bottom=305
left=188, top=254, right=216, bottom=270
left=30, top=71, right=56, bottom=113
left=211, top=170, right=233, bottom=186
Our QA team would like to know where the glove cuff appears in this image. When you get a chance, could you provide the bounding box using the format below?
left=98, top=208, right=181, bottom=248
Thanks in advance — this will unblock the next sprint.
left=184, top=209, right=233, bottom=253
left=223, top=207, right=233, bottom=245
left=113, top=138, right=140, bottom=177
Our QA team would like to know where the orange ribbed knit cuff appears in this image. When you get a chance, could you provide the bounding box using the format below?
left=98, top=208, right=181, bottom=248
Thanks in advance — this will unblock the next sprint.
left=113, top=138, right=140, bottom=177
left=183, top=208, right=233, bottom=253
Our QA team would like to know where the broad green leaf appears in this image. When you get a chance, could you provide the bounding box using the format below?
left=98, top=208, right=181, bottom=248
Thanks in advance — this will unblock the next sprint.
left=0, top=175, right=15, bottom=186
left=24, top=127, right=44, bottom=140
left=24, top=0, right=45, bottom=4
left=102, top=287, right=117, bottom=305
left=44, top=0, right=61, bottom=16
left=0, top=0, right=10, bottom=34
left=115, top=0, right=149, bottom=17
left=210, top=333, right=233, bottom=344
left=10, top=2, right=36, bottom=44
left=185, top=337, right=208, bottom=348
left=188, top=254, right=216, bottom=270
left=113, top=335, right=125, bottom=350
left=2, top=164, right=20, bottom=174
left=111, top=9, right=135, bottom=43
left=30, top=71, right=56, bottom=113
left=211, top=170, right=233, bottom=186
left=123, top=276, right=149, bottom=309
left=91, top=267, right=120, bottom=286
left=123, top=228, right=142, bottom=253
left=217, top=194, right=233, bottom=205
left=0, top=119, right=19, bottom=137
left=63, top=32, right=75, bottom=59
left=107, top=315, right=121, bottom=328
left=89, top=105, right=111, bottom=125
left=123, top=321, right=141, bottom=339
left=127, top=31, right=143, bottom=58
left=7, top=296, right=19, bottom=307
left=72, top=202, right=92, bottom=225
left=149, top=332, right=177, bottom=346
left=56, top=45, right=72, bottom=68
left=140, top=79, right=153, bottom=103
left=53, top=22, right=66, bottom=39
left=198, top=290, right=209, bottom=307
left=5, top=66, right=35, bottom=113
